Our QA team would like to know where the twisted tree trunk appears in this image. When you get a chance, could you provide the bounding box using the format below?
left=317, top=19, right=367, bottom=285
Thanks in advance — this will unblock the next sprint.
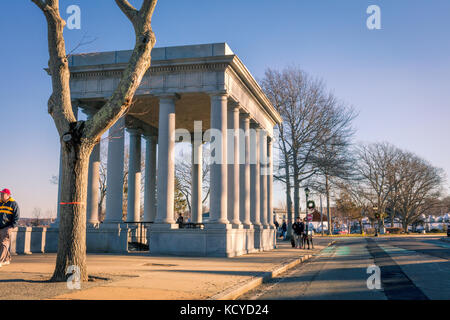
left=53, top=138, right=92, bottom=280
left=31, top=0, right=158, bottom=281
left=325, top=174, right=331, bottom=235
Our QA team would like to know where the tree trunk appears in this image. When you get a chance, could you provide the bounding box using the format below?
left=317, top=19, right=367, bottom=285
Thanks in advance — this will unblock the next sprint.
left=285, top=156, right=294, bottom=238
left=293, top=175, right=300, bottom=220
left=391, top=205, right=395, bottom=228
left=52, top=140, right=93, bottom=281
left=31, top=0, right=158, bottom=283
left=325, top=175, right=331, bottom=235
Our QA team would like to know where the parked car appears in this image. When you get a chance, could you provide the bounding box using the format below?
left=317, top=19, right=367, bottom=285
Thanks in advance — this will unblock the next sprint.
left=333, top=229, right=348, bottom=235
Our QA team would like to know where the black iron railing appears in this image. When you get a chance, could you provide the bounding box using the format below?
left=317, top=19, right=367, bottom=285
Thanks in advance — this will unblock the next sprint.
left=178, top=222, right=205, bottom=229
left=124, top=221, right=205, bottom=251
left=124, top=221, right=152, bottom=252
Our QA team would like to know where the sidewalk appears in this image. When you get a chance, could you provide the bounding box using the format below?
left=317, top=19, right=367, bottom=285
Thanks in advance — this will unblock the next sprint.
left=0, top=238, right=333, bottom=300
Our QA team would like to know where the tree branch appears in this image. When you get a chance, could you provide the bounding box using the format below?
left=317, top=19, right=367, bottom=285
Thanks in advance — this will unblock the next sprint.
left=84, top=0, right=158, bottom=141
left=31, top=0, right=75, bottom=137
left=115, top=0, right=138, bottom=24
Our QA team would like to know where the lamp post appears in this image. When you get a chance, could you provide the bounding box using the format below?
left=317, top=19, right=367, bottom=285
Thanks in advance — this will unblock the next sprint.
left=373, top=206, right=379, bottom=236
left=320, top=194, right=324, bottom=236
left=305, top=187, right=310, bottom=218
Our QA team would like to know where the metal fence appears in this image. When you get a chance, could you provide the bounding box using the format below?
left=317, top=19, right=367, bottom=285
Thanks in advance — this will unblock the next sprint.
left=124, top=221, right=152, bottom=252
left=124, top=221, right=206, bottom=251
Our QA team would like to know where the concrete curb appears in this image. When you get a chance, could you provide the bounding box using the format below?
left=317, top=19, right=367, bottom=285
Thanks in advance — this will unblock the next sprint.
left=208, top=240, right=336, bottom=300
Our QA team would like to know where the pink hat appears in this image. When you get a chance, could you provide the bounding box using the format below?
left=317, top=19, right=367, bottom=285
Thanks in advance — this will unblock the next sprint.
left=0, top=189, right=11, bottom=195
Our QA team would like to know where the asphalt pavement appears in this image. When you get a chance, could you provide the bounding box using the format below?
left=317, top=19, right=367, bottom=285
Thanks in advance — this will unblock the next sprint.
left=240, top=236, right=450, bottom=300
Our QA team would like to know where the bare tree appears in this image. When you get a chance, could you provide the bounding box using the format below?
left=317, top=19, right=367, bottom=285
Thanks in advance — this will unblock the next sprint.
left=31, top=0, right=158, bottom=281
left=353, top=142, right=445, bottom=233
left=32, top=207, right=43, bottom=227
left=261, top=69, right=294, bottom=233
left=354, top=142, right=401, bottom=232
left=307, top=106, right=357, bottom=235
left=262, top=66, right=357, bottom=235
left=394, top=152, right=444, bottom=232
left=334, top=182, right=370, bottom=234
left=98, top=155, right=107, bottom=222
left=175, top=149, right=211, bottom=214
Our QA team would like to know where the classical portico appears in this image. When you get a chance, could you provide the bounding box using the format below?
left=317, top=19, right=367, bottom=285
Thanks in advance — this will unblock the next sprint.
left=60, top=43, right=281, bottom=256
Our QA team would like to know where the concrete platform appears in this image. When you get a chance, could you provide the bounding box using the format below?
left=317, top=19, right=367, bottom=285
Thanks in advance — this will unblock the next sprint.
left=0, top=239, right=333, bottom=300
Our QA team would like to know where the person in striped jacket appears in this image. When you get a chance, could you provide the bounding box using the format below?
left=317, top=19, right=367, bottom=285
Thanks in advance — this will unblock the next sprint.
left=0, top=188, right=20, bottom=267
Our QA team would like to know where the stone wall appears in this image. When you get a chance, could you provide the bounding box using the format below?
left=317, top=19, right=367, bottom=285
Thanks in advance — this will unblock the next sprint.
left=8, top=226, right=129, bottom=255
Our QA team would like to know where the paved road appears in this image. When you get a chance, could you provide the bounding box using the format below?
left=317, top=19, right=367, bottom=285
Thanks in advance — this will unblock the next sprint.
left=240, top=237, right=450, bottom=300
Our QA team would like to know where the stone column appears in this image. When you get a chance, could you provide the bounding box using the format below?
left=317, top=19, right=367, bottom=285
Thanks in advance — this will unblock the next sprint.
left=191, top=137, right=203, bottom=224
left=54, top=148, right=63, bottom=226
left=267, top=137, right=275, bottom=228
left=86, top=140, right=100, bottom=226
left=143, top=135, right=157, bottom=222
left=239, top=114, right=252, bottom=228
left=250, top=123, right=261, bottom=227
left=260, top=129, right=269, bottom=228
left=227, top=103, right=241, bottom=228
left=85, top=109, right=100, bottom=227
left=104, top=117, right=125, bottom=224
left=208, top=93, right=229, bottom=227
left=127, top=129, right=142, bottom=223
left=155, top=95, right=177, bottom=226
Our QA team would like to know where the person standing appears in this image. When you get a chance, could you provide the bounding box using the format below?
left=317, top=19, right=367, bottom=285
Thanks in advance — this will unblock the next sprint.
left=274, top=220, right=280, bottom=238
left=304, top=219, right=314, bottom=250
left=176, top=213, right=184, bottom=228
left=281, top=220, right=287, bottom=240
left=292, top=217, right=304, bottom=249
left=0, top=189, right=20, bottom=267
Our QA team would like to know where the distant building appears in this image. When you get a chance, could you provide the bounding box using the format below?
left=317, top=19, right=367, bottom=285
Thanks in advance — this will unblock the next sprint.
left=18, top=218, right=55, bottom=227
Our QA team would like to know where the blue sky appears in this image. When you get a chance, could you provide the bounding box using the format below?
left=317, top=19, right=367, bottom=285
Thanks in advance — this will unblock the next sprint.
left=0, top=0, right=449, bottom=217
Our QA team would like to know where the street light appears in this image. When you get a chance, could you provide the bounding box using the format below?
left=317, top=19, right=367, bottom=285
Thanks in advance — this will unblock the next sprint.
left=373, top=206, right=379, bottom=236
left=304, top=187, right=310, bottom=220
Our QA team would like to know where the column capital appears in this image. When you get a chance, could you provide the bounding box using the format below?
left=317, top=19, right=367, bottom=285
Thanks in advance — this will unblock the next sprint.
left=153, top=93, right=181, bottom=101
left=209, top=91, right=228, bottom=99
left=228, top=99, right=240, bottom=109
left=250, top=121, right=261, bottom=129
left=240, top=112, right=251, bottom=119
left=143, top=134, right=157, bottom=141
left=126, top=127, right=143, bottom=136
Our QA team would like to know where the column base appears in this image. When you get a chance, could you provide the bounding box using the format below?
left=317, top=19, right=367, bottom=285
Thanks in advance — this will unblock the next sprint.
left=149, top=227, right=248, bottom=257
left=150, top=223, right=179, bottom=230
left=87, top=221, right=100, bottom=228
left=253, top=224, right=263, bottom=251
left=86, top=222, right=129, bottom=253
left=205, top=222, right=232, bottom=230
left=44, top=227, right=59, bottom=253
